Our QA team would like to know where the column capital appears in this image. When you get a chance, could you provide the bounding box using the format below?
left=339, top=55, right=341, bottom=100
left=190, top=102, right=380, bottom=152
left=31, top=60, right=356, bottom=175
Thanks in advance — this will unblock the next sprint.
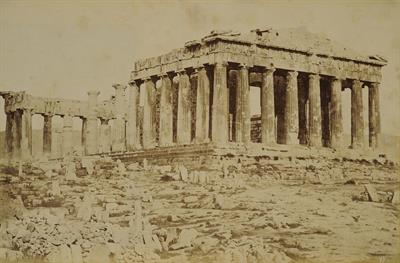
left=308, top=73, right=320, bottom=80
left=112, top=83, right=127, bottom=91
left=369, top=82, right=380, bottom=88
left=238, top=63, right=249, bottom=69
left=287, top=70, right=298, bottom=78
left=263, top=67, right=276, bottom=75
left=214, top=61, right=228, bottom=68
left=350, top=79, right=363, bottom=85
left=177, top=69, right=188, bottom=76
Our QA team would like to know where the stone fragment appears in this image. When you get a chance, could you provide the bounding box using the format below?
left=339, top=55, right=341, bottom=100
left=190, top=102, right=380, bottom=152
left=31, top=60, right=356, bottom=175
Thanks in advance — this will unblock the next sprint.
left=65, top=162, right=77, bottom=181
left=178, top=165, right=189, bottom=182
left=364, top=184, right=379, bottom=202
left=127, top=162, right=140, bottom=171
left=70, top=244, right=83, bottom=263
left=51, top=180, right=61, bottom=196
left=392, top=191, right=399, bottom=204
left=183, top=196, right=198, bottom=203
left=214, top=194, right=235, bottom=210
left=170, top=228, right=199, bottom=250
left=87, top=244, right=113, bottom=263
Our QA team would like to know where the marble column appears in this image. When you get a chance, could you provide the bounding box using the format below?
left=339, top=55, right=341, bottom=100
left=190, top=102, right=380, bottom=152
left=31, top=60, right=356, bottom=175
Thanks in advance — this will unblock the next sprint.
left=112, top=84, right=127, bottom=152
left=159, top=75, right=174, bottom=146
left=177, top=70, right=192, bottom=145
left=62, top=114, right=73, bottom=156
left=211, top=62, right=229, bottom=143
left=330, top=78, right=343, bottom=149
left=85, top=91, right=99, bottom=155
left=308, top=73, right=322, bottom=147
left=11, top=111, right=20, bottom=159
left=20, top=110, right=32, bottom=159
left=43, top=114, right=53, bottom=155
left=81, top=118, right=87, bottom=149
left=235, top=64, right=250, bottom=144
left=99, top=119, right=111, bottom=153
left=261, top=68, right=276, bottom=145
left=142, top=79, right=156, bottom=148
left=5, top=112, right=13, bottom=158
left=127, top=82, right=140, bottom=150
left=351, top=80, right=364, bottom=149
left=52, top=124, right=63, bottom=159
left=195, top=66, right=210, bottom=143
left=368, top=82, right=380, bottom=149
left=284, top=70, right=299, bottom=145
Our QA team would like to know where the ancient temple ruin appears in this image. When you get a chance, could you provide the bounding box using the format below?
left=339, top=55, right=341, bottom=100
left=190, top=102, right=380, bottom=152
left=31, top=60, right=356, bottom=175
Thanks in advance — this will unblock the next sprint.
left=1, top=27, right=387, bottom=160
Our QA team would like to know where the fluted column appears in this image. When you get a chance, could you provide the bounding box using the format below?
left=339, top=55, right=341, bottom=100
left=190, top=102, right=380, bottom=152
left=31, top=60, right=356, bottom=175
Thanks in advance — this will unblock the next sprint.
left=261, top=68, right=276, bottom=145
left=235, top=64, right=250, bottom=144
left=20, top=110, right=32, bottom=159
left=99, top=119, right=111, bottom=153
left=142, top=78, right=156, bottom=149
left=81, top=117, right=87, bottom=148
left=195, top=66, right=210, bottom=143
left=5, top=112, right=13, bottom=158
left=85, top=91, right=99, bottom=155
left=43, top=114, right=53, bottom=155
left=177, top=70, right=192, bottom=145
left=351, top=80, right=364, bottom=149
left=112, top=84, right=127, bottom=152
left=11, top=111, right=20, bottom=159
left=211, top=62, right=229, bottom=143
left=369, top=82, right=380, bottom=149
left=62, top=114, right=73, bottom=156
left=52, top=124, right=63, bottom=159
left=127, top=82, right=140, bottom=150
left=159, top=75, right=174, bottom=146
left=308, top=73, right=322, bottom=147
left=284, top=70, right=299, bottom=145
left=330, top=78, right=343, bottom=149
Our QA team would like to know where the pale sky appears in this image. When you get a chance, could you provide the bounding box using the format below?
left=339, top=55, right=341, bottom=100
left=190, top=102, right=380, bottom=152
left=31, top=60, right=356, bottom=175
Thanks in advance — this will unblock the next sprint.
left=0, top=0, right=399, bottom=136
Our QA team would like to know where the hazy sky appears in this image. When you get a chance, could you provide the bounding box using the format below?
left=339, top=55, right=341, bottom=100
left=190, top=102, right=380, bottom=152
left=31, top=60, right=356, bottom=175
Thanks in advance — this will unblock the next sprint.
left=0, top=0, right=399, bottom=136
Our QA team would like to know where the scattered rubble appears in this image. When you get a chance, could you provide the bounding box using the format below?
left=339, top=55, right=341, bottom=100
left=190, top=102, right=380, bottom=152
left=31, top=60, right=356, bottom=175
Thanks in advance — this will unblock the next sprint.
left=0, top=155, right=398, bottom=263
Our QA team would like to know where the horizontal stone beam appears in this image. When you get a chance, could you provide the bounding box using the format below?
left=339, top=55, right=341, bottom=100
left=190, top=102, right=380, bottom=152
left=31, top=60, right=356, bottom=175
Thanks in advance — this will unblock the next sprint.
left=131, top=43, right=383, bottom=83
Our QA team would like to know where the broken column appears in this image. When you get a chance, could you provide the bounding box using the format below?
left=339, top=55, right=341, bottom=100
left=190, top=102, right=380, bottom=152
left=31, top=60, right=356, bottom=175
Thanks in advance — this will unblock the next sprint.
left=127, top=82, right=140, bottom=150
left=143, top=78, right=156, bottom=148
left=177, top=70, right=192, bottom=145
left=43, top=114, right=52, bottom=155
left=235, top=64, right=250, bottom=144
left=308, top=73, right=322, bottom=147
left=261, top=68, right=276, bottom=145
left=195, top=66, right=210, bottom=143
left=112, top=84, right=126, bottom=152
left=99, top=118, right=111, bottom=153
left=159, top=74, right=174, bottom=146
left=351, top=80, right=364, bottom=149
left=284, top=70, right=299, bottom=145
left=62, top=114, right=73, bottom=156
left=211, top=62, right=229, bottom=143
left=368, top=82, right=380, bottom=149
left=85, top=91, right=99, bottom=155
left=330, top=77, right=343, bottom=149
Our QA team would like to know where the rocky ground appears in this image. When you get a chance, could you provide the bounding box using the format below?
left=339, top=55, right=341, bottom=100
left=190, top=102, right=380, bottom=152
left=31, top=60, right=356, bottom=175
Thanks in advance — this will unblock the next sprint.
left=0, top=154, right=399, bottom=263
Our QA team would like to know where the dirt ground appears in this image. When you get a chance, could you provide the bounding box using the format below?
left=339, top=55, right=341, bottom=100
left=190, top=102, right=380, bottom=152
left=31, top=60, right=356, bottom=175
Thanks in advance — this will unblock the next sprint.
left=0, top=156, right=399, bottom=263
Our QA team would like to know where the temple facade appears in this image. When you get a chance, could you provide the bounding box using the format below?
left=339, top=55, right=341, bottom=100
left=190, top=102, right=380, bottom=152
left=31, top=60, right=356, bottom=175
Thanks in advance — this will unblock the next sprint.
left=0, top=28, right=387, bottom=160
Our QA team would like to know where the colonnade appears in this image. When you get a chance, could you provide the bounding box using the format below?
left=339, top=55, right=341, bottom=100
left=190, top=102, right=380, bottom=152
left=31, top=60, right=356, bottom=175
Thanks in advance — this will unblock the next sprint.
left=3, top=62, right=381, bottom=160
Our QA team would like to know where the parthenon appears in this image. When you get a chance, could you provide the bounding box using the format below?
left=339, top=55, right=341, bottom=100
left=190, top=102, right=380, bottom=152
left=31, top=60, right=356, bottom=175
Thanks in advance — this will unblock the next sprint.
left=0, top=27, right=387, bottom=160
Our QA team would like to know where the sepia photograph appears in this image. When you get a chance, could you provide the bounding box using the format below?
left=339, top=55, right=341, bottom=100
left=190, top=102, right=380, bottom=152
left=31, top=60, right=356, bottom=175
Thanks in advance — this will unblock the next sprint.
left=0, top=0, right=399, bottom=262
